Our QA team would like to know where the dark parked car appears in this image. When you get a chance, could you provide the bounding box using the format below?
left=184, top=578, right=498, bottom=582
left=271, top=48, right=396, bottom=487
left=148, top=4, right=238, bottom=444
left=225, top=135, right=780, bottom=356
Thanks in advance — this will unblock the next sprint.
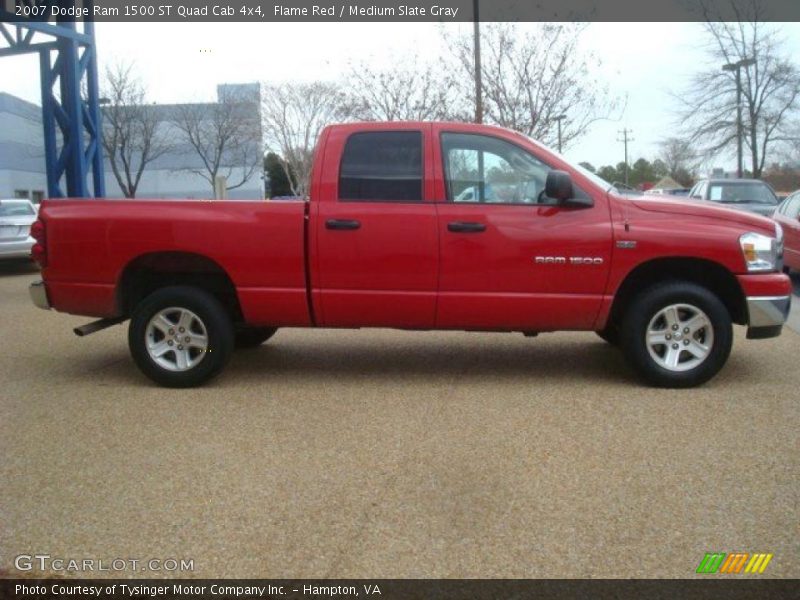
left=773, top=190, right=800, bottom=273
left=687, top=178, right=779, bottom=217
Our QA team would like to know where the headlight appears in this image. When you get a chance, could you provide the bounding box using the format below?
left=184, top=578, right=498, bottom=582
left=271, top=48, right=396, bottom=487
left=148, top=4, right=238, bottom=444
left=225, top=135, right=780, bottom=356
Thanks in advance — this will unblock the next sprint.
left=739, top=231, right=779, bottom=272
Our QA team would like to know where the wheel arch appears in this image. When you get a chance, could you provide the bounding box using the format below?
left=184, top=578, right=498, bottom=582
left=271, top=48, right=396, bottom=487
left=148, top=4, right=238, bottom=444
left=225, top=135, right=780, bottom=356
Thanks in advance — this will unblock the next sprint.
left=116, top=251, right=243, bottom=322
left=607, top=257, right=747, bottom=328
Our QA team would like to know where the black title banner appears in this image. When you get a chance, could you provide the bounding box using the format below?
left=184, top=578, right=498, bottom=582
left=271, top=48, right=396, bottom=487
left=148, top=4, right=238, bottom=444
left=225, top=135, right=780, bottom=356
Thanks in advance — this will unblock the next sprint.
left=2, top=579, right=800, bottom=600
left=2, top=0, right=800, bottom=22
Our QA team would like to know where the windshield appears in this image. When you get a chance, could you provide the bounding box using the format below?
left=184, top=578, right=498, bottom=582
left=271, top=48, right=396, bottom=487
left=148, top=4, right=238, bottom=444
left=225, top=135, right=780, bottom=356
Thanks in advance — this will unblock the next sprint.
left=707, top=182, right=777, bottom=205
left=524, top=134, right=615, bottom=193
left=0, top=201, right=35, bottom=217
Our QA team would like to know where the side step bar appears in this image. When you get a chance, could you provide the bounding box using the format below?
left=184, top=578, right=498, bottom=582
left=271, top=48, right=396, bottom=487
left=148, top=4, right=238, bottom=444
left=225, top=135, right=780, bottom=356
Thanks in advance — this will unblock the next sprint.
left=74, top=317, right=127, bottom=337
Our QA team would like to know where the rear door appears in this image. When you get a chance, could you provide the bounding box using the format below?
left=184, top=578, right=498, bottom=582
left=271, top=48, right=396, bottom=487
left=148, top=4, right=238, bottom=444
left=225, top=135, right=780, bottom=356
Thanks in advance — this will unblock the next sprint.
left=311, top=124, right=439, bottom=328
left=433, top=127, right=613, bottom=331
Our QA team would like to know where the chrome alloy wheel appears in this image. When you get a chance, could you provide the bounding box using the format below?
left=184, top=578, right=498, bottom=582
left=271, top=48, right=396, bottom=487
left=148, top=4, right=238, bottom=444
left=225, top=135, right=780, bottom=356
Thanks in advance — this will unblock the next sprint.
left=645, top=303, right=714, bottom=372
left=145, top=307, right=208, bottom=372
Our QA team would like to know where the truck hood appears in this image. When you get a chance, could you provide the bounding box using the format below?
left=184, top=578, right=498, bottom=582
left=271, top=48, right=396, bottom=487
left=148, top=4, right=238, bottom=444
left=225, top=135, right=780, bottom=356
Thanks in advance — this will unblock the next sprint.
left=628, top=196, right=777, bottom=235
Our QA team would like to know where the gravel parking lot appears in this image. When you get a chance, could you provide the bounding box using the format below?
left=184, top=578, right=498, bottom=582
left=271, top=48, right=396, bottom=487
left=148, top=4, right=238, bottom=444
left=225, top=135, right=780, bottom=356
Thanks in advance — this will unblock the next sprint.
left=1, top=262, right=798, bottom=579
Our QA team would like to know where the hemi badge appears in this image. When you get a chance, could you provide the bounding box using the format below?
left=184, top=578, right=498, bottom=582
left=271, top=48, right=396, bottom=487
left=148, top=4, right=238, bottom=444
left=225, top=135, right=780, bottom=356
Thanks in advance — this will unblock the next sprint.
left=616, top=240, right=637, bottom=249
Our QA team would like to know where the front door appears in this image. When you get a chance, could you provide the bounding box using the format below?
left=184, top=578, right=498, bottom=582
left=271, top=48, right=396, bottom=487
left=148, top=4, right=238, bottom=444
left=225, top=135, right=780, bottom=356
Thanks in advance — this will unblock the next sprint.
left=313, top=125, right=439, bottom=328
left=434, top=130, right=613, bottom=331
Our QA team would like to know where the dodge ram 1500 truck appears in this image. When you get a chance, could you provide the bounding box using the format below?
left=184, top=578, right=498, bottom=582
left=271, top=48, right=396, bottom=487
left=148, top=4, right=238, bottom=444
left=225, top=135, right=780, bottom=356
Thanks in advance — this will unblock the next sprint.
left=28, top=122, right=791, bottom=388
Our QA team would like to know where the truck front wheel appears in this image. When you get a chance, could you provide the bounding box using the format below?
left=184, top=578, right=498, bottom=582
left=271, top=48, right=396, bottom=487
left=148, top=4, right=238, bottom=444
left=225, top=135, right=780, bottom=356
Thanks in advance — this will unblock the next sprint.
left=620, top=282, right=733, bottom=388
left=128, top=286, right=234, bottom=388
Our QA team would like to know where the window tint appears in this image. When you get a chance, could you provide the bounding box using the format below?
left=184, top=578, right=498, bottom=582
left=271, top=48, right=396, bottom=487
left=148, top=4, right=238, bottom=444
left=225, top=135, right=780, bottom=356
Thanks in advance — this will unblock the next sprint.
left=339, top=131, right=423, bottom=202
left=442, top=133, right=563, bottom=204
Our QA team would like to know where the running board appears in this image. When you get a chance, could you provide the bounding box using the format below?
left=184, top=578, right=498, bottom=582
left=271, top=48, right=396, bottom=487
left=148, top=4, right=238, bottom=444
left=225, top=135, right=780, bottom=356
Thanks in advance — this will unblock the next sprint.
left=74, top=317, right=127, bottom=337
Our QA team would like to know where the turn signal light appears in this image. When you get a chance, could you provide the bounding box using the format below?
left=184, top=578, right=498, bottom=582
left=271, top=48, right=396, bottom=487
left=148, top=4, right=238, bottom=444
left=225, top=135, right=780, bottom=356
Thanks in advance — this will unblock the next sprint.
left=30, top=219, right=47, bottom=267
left=31, top=243, right=47, bottom=267
left=741, top=242, right=757, bottom=263
left=30, top=219, right=45, bottom=243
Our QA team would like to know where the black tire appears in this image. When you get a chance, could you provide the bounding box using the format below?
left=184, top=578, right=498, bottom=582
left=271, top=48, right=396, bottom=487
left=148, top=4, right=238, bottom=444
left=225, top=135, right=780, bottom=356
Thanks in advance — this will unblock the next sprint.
left=619, top=281, right=733, bottom=388
left=596, top=325, right=619, bottom=346
left=235, top=326, right=278, bottom=349
left=128, top=286, right=234, bottom=387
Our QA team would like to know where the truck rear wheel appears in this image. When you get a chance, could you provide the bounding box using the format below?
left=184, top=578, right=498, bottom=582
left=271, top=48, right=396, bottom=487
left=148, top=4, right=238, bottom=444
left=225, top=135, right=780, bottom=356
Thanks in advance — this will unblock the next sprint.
left=235, top=326, right=278, bottom=349
left=620, top=282, right=732, bottom=388
left=128, top=286, right=234, bottom=388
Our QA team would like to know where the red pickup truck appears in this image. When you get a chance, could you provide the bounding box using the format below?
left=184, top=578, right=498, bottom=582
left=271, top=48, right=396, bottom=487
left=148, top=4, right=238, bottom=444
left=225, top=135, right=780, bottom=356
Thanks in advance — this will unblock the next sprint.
left=28, top=122, right=791, bottom=388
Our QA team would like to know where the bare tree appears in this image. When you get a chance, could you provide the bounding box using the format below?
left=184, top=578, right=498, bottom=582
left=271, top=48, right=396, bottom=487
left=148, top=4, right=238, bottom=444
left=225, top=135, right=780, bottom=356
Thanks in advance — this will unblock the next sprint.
left=261, top=82, right=351, bottom=197
left=172, top=88, right=262, bottom=196
left=345, top=57, right=460, bottom=122
left=676, top=0, right=800, bottom=177
left=100, top=62, right=171, bottom=198
left=447, top=23, right=622, bottom=150
left=659, top=137, right=699, bottom=185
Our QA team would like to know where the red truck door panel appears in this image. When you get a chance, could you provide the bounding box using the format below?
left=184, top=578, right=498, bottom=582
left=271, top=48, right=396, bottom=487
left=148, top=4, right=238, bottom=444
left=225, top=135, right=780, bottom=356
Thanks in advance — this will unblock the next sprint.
left=433, top=129, right=613, bottom=331
left=312, top=125, right=439, bottom=328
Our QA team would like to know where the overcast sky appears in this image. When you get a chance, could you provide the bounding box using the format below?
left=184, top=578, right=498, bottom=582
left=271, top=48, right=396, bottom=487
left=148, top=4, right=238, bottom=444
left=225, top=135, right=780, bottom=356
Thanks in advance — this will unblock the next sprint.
left=3, top=21, right=800, bottom=170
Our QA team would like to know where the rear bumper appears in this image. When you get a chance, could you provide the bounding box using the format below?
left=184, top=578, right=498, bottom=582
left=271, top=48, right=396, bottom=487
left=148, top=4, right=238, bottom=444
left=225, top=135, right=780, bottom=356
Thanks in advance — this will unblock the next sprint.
left=745, top=295, right=791, bottom=339
left=0, top=237, right=34, bottom=259
left=29, top=280, right=51, bottom=310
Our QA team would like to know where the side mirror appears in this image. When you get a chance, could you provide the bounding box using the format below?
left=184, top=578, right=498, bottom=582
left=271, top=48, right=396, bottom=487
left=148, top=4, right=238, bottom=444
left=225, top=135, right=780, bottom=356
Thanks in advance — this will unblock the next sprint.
left=545, top=170, right=573, bottom=202
left=544, top=170, right=593, bottom=208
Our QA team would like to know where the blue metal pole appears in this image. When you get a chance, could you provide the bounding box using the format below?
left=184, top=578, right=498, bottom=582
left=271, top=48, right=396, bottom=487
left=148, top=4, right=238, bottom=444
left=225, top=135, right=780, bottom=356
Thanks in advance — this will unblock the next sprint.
left=84, top=7, right=105, bottom=197
left=39, top=49, right=62, bottom=198
left=4, top=1, right=105, bottom=199
left=56, top=27, right=88, bottom=197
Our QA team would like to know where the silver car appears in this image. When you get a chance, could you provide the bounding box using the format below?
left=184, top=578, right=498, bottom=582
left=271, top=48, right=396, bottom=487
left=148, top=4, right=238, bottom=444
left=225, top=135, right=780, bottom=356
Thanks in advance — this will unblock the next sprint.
left=687, top=179, right=779, bottom=217
left=0, top=199, right=38, bottom=259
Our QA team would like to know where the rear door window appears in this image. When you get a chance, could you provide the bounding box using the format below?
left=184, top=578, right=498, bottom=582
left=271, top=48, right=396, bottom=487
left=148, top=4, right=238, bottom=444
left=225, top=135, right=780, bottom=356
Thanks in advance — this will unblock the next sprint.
left=339, top=131, right=423, bottom=202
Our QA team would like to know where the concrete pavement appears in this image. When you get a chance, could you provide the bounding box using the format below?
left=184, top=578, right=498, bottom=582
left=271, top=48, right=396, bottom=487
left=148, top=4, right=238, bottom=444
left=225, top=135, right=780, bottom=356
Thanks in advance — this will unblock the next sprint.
left=1, top=263, right=798, bottom=579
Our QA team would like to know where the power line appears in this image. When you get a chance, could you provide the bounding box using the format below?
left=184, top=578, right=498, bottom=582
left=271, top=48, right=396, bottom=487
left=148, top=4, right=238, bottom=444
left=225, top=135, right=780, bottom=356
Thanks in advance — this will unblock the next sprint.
left=617, top=128, right=634, bottom=185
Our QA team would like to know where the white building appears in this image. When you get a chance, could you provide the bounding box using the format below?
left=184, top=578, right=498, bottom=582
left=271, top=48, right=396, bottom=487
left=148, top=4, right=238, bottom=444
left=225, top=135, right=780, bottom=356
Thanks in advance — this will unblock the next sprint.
left=0, top=92, right=47, bottom=203
left=0, top=83, right=264, bottom=202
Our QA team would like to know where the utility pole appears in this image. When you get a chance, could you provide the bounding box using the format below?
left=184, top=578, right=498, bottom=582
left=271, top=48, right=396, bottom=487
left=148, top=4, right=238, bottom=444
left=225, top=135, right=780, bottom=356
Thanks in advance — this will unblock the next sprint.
left=473, top=0, right=483, bottom=124
left=617, top=128, right=634, bottom=185
left=722, top=57, right=755, bottom=178
left=554, top=114, right=567, bottom=153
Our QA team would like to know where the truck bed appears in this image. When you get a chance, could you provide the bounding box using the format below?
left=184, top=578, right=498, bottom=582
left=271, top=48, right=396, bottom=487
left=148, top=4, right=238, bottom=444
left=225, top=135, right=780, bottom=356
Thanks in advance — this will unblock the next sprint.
left=39, top=199, right=311, bottom=325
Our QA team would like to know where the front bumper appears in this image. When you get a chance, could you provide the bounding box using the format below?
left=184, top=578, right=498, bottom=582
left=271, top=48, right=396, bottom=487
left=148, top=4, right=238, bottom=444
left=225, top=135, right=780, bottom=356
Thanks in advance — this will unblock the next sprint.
left=29, top=280, right=51, bottom=310
left=746, top=295, right=791, bottom=339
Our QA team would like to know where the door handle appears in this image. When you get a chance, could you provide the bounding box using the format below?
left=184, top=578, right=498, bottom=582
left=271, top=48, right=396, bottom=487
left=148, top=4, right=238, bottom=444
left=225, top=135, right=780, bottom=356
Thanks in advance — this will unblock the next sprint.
left=326, top=219, right=361, bottom=230
left=447, top=221, right=487, bottom=233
